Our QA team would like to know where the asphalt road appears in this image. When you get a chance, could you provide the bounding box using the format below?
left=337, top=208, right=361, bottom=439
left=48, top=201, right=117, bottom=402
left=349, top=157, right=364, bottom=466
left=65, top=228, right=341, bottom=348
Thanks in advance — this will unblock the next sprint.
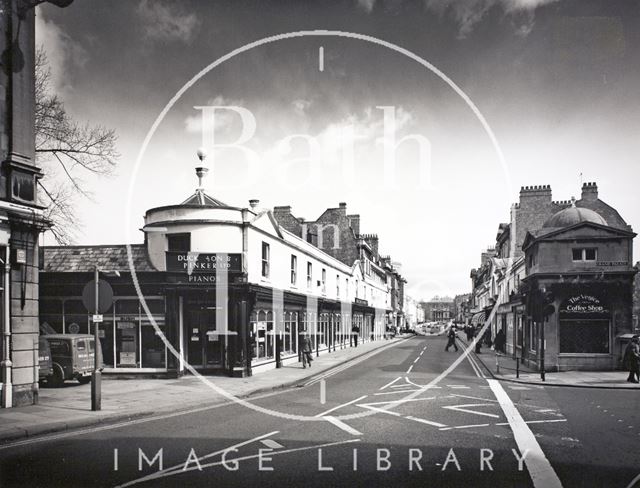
left=1, top=335, right=639, bottom=488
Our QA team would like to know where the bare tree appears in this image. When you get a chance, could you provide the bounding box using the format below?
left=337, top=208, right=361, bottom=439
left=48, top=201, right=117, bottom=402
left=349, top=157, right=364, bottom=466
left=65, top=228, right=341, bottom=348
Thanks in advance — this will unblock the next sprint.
left=35, top=47, right=119, bottom=244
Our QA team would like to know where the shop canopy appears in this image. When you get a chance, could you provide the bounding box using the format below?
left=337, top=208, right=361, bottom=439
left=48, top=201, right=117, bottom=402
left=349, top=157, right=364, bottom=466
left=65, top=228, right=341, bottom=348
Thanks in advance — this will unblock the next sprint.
left=471, top=311, right=486, bottom=325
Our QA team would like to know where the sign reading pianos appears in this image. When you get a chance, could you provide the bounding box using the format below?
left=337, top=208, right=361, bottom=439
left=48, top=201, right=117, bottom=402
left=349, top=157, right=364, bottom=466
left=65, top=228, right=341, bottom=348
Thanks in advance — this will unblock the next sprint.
left=166, top=252, right=242, bottom=284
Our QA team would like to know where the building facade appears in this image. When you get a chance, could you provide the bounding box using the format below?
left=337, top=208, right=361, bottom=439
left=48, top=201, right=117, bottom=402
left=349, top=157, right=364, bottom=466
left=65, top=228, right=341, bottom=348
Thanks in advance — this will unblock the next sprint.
left=40, top=173, right=395, bottom=377
left=469, top=182, right=636, bottom=371
left=0, top=1, right=74, bottom=408
left=420, top=297, right=455, bottom=322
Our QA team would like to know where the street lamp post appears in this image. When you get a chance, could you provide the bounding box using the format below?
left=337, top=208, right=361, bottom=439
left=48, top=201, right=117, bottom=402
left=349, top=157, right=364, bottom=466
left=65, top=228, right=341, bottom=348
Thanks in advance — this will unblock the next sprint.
left=91, top=266, right=101, bottom=411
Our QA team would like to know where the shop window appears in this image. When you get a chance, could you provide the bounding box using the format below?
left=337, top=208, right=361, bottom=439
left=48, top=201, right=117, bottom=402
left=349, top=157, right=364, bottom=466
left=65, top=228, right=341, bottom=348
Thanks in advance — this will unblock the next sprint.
left=572, top=248, right=597, bottom=262
left=261, top=242, right=270, bottom=278
left=141, top=318, right=167, bottom=368
left=559, top=320, right=610, bottom=354
left=168, top=233, right=190, bottom=252
left=283, top=312, right=298, bottom=356
left=290, top=255, right=297, bottom=285
left=251, top=310, right=274, bottom=363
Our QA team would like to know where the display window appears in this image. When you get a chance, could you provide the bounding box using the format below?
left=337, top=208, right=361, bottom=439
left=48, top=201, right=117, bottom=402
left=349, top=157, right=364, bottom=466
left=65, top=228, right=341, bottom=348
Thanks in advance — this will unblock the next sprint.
left=559, top=320, right=610, bottom=354
left=250, top=310, right=274, bottom=363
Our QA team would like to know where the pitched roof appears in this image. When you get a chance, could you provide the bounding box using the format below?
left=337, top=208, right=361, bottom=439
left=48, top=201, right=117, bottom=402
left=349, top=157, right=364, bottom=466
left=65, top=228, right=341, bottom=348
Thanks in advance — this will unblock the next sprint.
left=180, top=190, right=227, bottom=206
left=43, top=244, right=156, bottom=273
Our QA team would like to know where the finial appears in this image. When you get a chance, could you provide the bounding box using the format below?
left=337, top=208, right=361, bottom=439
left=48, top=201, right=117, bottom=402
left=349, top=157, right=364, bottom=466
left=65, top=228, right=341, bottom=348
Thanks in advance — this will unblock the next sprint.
left=196, top=147, right=207, bottom=162
left=571, top=196, right=576, bottom=207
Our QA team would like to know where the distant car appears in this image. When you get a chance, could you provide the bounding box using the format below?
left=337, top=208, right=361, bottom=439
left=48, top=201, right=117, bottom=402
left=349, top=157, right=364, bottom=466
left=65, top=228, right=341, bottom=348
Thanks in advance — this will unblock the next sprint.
left=38, top=336, right=53, bottom=383
left=42, top=334, right=103, bottom=387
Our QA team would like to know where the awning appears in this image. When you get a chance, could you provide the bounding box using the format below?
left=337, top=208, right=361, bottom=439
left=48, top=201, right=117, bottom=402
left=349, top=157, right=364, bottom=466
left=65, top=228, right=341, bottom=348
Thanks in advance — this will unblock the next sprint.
left=471, top=311, right=486, bottom=325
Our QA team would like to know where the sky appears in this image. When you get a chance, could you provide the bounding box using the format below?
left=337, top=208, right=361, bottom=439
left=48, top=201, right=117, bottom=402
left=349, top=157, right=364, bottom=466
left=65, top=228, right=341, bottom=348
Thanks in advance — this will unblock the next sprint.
left=36, top=0, right=640, bottom=301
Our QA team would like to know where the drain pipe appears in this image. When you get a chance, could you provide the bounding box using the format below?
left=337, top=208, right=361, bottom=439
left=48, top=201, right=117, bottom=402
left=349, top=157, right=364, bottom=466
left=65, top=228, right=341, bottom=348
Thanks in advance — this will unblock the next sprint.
left=1, top=246, right=12, bottom=408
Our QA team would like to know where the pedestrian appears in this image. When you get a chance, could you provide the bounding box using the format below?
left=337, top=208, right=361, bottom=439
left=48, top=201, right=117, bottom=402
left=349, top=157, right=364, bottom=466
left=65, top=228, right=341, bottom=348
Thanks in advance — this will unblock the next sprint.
left=623, top=335, right=640, bottom=383
left=475, top=325, right=482, bottom=354
left=351, top=325, right=359, bottom=347
left=445, top=325, right=458, bottom=352
left=300, top=331, right=313, bottom=368
left=465, top=325, right=475, bottom=342
left=494, top=328, right=506, bottom=354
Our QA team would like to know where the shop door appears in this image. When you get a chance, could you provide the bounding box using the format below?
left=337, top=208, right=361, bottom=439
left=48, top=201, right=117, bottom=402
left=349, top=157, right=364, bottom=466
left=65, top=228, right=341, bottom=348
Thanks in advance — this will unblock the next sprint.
left=186, top=304, right=224, bottom=369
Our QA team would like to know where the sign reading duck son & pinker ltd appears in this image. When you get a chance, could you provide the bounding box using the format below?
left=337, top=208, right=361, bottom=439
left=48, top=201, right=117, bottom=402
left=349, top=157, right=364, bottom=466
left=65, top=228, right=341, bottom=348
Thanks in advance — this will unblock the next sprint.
left=165, top=252, right=242, bottom=274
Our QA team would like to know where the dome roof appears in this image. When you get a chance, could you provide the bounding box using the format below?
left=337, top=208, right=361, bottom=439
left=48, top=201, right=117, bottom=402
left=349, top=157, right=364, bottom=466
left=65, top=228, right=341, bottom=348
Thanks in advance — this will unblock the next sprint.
left=543, top=205, right=607, bottom=228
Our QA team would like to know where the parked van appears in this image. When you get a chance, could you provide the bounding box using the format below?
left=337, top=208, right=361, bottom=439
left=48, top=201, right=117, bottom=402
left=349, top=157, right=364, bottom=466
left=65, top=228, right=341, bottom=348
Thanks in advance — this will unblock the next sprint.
left=38, top=336, right=53, bottom=383
left=42, top=334, right=103, bottom=387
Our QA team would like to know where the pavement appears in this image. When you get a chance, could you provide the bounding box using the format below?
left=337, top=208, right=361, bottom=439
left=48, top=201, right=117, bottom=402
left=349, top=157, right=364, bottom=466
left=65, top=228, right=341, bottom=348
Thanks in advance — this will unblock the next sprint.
left=457, top=335, right=640, bottom=389
left=0, top=335, right=408, bottom=444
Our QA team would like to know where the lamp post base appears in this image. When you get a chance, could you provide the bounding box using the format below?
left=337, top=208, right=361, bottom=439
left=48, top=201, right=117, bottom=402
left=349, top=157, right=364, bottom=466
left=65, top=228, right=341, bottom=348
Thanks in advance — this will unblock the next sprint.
left=91, top=370, right=101, bottom=411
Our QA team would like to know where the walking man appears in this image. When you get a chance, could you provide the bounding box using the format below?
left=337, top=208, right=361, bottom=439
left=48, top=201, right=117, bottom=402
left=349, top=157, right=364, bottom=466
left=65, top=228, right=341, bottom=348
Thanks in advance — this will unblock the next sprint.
left=445, top=325, right=458, bottom=352
left=301, top=331, right=313, bottom=368
left=623, top=335, right=640, bottom=383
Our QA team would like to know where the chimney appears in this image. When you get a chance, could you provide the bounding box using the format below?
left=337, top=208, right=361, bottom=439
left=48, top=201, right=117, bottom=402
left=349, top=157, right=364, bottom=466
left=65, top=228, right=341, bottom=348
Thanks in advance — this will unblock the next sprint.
left=348, top=214, right=360, bottom=236
left=249, top=199, right=260, bottom=209
left=581, top=182, right=598, bottom=202
left=339, top=202, right=347, bottom=214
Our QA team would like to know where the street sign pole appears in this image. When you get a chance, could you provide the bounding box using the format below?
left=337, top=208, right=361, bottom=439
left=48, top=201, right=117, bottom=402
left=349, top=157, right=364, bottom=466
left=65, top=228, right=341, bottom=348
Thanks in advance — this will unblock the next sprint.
left=91, top=267, right=101, bottom=411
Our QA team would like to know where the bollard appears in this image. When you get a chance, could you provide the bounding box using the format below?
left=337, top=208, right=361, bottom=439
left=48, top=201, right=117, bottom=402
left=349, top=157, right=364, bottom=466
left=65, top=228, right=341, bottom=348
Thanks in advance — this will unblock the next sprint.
left=516, top=357, right=519, bottom=379
left=495, top=354, right=500, bottom=375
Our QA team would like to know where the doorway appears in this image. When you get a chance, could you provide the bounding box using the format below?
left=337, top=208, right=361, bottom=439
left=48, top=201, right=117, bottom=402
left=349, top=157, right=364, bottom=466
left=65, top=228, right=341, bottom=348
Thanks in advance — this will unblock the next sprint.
left=185, top=296, right=224, bottom=370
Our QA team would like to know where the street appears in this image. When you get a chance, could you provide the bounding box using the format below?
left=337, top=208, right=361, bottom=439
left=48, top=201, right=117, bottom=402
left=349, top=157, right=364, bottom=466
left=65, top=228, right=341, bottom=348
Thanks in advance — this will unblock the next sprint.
left=1, top=335, right=639, bottom=488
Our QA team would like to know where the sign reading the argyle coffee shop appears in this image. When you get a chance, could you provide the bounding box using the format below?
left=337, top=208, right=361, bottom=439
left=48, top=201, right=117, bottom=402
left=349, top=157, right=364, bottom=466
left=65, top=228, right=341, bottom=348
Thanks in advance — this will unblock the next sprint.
left=166, top=252, right=242, bottom=274
left=560, top=295, right=610, bottom=318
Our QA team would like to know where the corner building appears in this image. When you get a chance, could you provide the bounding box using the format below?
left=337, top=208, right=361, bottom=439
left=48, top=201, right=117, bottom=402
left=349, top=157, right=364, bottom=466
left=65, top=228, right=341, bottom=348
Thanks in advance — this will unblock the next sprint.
left=40, top=176, right=391, bottom=377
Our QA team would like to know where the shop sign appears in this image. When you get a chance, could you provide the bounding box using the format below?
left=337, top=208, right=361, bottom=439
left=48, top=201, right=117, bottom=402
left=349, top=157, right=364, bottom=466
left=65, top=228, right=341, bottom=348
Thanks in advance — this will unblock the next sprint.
left=596, top=261, right=628, bottom=266
left=119, top=352, right=136, bottom=365
left=166, top=252, right=241, bottom=274
left=354, top=298, right=368, bottom=306
left=560, top=295, right=609, bottom=317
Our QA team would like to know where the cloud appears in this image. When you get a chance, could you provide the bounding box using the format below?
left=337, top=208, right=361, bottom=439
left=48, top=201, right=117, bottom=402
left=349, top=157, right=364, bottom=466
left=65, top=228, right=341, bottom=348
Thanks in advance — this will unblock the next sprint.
left=357, top=0, right=377, bottom=13
left=137, top=0, right=200, bottom=43
left=424, top=0, right=560, bottom=38
left=358, top=0, right=558, bottom=37
left=35, top=8, right=88, bottom=96
left=184, top=95, right=245, bottom=135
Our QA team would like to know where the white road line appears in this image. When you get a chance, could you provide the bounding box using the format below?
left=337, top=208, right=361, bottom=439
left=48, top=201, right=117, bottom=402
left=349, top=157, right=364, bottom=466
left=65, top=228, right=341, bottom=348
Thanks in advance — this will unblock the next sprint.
left=116, top=430, right=280, bottom=488
left=508, top=386, right=531, bottom=391
left=360, top=396, right=439, bottom=407
left=315, top=395, right=368, bottom=417
left=406, top=365, right=414, bottom=374
left=357, top=404, right=403, bottom=417
left=495, top=419, right=567, bottom=426
left=320, top=379, right=326, bottom=404
left=413, top=358, right=419, bottom=364
left=447, top=385, right=471, bottom=389
left=442, top=403, right=500, bottom=418
left=324, top=416, right=362, bottom=436
left=405, top=416, right=447, bottom=428
left=536, top=409, right=556, bottom=413
left=380, top=376, right=402, bottom=390
left=404, top=377, right=442, bottom=389
left=261, top=439, right=285, bottom=449
left=450, top=393, right=499, bottom=403
left=488, top=379, right=563, bottom=488
left=374, top=389, right=420, bottom=396
left=439, top=423, right=491, bottom=431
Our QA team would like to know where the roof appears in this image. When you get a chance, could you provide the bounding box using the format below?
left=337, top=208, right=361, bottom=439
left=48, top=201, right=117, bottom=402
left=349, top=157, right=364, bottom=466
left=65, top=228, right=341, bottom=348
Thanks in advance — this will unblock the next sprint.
left=180, top=189, right=227, bottom=206
left=43, top=244, right=156, bottom=273
left=543, top=205, right=607, bottom=229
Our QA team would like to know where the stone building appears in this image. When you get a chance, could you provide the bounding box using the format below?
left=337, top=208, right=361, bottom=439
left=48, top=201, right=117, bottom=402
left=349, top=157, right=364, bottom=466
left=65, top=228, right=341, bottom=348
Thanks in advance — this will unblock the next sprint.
left=421, top=296, right=455, bottom=322
left=0, top=0, right=74, bottom=408
left=470, top=182, right=636, bottom=371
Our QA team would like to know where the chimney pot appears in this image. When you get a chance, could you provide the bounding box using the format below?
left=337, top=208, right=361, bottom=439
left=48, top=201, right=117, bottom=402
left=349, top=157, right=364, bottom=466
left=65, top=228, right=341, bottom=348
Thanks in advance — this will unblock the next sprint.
left=249, top=199, right=259, bottom=209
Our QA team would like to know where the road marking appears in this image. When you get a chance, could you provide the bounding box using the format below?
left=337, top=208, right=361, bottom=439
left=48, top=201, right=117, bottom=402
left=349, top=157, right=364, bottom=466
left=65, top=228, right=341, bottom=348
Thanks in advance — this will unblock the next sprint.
left=404, top=377, right=442, bottom=389
left=380, top=376, right=402, bottom=390
left=495, top=419, right=567, bottom=426
left=536, top=409, right=556, bottom=413
left=442, top=403, right=500, bottom=418
left=625, top=471, right=640, bottom=488
left=315, top=395, right=368, bottom=417
left=320, top=379, right=326, bottom=404
left=508, top=386, right=531, bottom=391
left=318, top=46, right=324, bottom=71
left=487, top=379, right=563, bottom=488
left=324, top=416, right=362, bottom=435
left=406, top=365, right=414, bottom=373
left=117, top=430, right=280, bottom=487
left=440, top=423, right=490, bottom=431
left=374, top=389, right=421, bottom=396
left=446, top=385, right=470, bottom=389
left=360, top=396, right=440, bottom=407
left=465, top=350, right=485, bottom=378
left=357, top=404, right=403, bottom=417
left=261, top=439, right=284, bottom=449
left=450, top=393, right=499, bottom=403
left=405, top=416, right=447, bottom=428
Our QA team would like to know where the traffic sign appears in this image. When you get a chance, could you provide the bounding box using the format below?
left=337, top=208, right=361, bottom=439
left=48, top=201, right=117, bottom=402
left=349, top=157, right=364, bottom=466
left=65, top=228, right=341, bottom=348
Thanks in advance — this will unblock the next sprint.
left=82, top=279, right=114, bottom=313
left=92, top=314, right=103, bottom=323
